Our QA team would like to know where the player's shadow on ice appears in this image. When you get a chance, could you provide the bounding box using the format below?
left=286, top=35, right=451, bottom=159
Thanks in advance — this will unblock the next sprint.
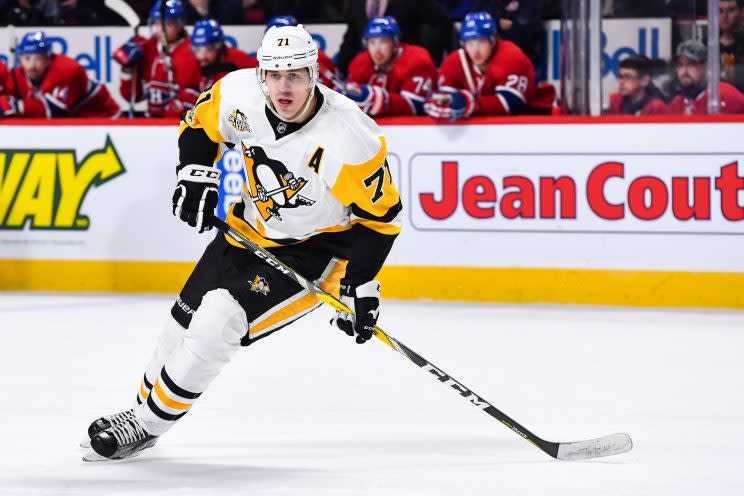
left=21, top=461, right=315, bottom=492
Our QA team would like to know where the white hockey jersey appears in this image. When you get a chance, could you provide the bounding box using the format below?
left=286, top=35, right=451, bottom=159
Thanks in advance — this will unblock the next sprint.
left=179, top=69, right=402, bottom=249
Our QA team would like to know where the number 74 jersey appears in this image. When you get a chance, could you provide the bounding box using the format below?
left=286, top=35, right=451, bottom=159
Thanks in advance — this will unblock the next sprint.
left=181, top=69, right=402, bottom=248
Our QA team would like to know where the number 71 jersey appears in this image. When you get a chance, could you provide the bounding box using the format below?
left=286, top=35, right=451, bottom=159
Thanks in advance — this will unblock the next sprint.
left=181, top=69, right=402, bottom=247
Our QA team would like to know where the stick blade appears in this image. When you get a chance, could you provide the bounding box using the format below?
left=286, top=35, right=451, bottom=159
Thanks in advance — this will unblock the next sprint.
left=556, top=433, right=633, bottom=460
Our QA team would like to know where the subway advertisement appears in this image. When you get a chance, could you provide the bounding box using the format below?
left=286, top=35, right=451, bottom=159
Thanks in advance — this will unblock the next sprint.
left=0, top=120, right=742, bottom=307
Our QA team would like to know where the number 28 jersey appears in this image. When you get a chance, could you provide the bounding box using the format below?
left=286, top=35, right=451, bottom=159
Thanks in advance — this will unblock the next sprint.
left=180, top=69, right=402, bottom=250
left=437, top=40, right=536, bottom=116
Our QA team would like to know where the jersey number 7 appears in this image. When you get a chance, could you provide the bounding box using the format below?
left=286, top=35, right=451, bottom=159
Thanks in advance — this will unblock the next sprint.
left=363, top=159, right=391, bottom=204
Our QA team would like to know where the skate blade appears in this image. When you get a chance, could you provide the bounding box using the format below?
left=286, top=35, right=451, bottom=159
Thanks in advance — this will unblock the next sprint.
left=80, top=438, right=91, bottom=449
left=82, top=450, right=108, bottom=462
left=82, top=449, right=147, bottom=463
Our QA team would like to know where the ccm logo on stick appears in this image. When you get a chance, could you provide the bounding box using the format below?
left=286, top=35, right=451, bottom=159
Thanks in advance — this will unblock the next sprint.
left=423, top=364, right=490, bottom=410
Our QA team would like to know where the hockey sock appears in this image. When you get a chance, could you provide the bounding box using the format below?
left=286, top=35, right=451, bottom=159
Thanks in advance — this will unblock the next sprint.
left=135, top=316, right=186, bottom=406
left=135, top=289, right=248, bottom=436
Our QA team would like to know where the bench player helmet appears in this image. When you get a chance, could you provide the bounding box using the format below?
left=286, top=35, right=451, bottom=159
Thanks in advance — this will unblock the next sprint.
left=17, top=31, right=52, bottom=55
left=149, top=0, right=185, bottom=21
left=460, top=11, right=497, bottom=42
left=191, top=19, right=224, bottom=47
left=266, top=15, right=298, bottom=30
left=364, top=16, right=401, bottom=44
left=257, top=24, right=319, bottom=96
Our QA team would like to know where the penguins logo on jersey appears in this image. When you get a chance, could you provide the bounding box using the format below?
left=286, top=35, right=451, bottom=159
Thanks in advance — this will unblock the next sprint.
left=228, top=109, right=251, bottom=132
left=250, top=275, right=270, bottom=295
left=242, top=144, right=315, bottom=222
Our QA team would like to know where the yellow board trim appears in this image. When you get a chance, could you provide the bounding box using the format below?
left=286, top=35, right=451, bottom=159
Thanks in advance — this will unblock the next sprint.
left=1, top=260, right=743, bottom=309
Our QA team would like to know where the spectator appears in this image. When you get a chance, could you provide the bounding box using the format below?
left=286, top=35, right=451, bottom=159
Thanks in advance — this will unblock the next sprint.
left=605, top=55, right=669, bottom=115
left=491, top=0, right=543, bottom=71
left=191, top=18, right=257, bottom=92
left=0, top=0, right=61, bottom=25
left=265, top=15, right=340, bottom=88
left=0, top=31, right=120, bottom=118
left=343, top=16, right=437, bottom=116
left=183, top=0, right=246, bottom=25
left=263, top=0, right=344, bottom=22
left=113, top=0, right=201, bottom=117
left=720, top=0, right=744, bottom=91
left=425, top=11, right=547, bottom=120
left=336, top=0, right=454, bottom=75
left=669, top=39, right=744, bottom=114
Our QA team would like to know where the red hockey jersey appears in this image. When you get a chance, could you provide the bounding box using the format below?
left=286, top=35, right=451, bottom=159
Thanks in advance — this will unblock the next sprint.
left=317, top=49, right=339, bottom=88
left=6, top=54, right=119, bottom=118
left=121, top=36, right=201, bottom=118
left=0, top=60, right=10, bottom=95
left=605, top=92, right=669, bottom=116
left=347, top=43, right=437, bottom=116
left=437, top=41, right=536, bottom=116
left=668, top=81, right=744, bottom=115
left=198, top=46, right=257, bottom=92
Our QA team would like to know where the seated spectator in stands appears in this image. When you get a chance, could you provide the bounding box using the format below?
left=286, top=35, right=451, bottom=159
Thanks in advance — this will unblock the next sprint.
left=265, top=15, right=340, bottom=88
left=720, top=0, right=744, bottom=91
left=605, top=55, right=669, bottom=115
left=191, top=18, right=257, bottom=92
left=0, top=0, right=61, bottom=26
left=0, top=31, right=120, bottom=118
left=342, top=16, right=437, bottom=116
left=492, top=0, right=543, bottom=72
left=669, top=39, right=744, bottom=114
left=113, top=0, right=201, bottom=117
left=263, top=0, right=344, bottom=22
left=183, top=0, right=246, bottom=25
left=425, top=11, right=546, bottom=120
left=336, top=0, right=453, bottom=74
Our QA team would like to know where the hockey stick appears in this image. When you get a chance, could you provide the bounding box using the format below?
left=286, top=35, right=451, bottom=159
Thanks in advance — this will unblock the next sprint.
left=7, top=24, right=20, bottom=100
left=158, top=0, right=177, bottom=102
left=104, top=0, right=140, bottom=118
left=208, top=214, right=633, bottom=460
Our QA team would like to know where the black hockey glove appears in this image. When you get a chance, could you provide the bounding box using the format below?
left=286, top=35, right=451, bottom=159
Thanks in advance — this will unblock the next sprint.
left=172, top=163, right=221, bottom=233
left=331, top=280, right=381, bottom=344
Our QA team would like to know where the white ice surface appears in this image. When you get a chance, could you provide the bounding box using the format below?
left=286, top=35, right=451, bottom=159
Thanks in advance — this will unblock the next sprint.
left=0, top=293, right=743, bottom=495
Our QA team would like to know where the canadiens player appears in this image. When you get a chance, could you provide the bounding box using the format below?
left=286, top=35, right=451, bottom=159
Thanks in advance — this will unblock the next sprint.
left=425, top=11, right=536, bottom=120
left=83, top=24, right=401, bottom=461
left=113, top=0, right=201, bottom=117
left=343, top=16, right=437, bottom=116
left=0, top=32, right=120, bottom=118
left=266, top=15, right=340, bottom=89
left=191, top=18, right=257, bottom=92
left=669, top=39, right=744, bottom=115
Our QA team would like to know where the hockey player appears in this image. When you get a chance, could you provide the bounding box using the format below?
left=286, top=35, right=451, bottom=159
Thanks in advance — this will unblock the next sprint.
left=343, top=16, right=437, bottom=116
left=0, top=32, right=120, bottom=118
left=669, top=39, right=744, bottom=115
left=191, top=18, right=257, bottom=92
left=605, top=55, right=669, bottom=116
left=113, top=0, right=201, bottom=117
left=84, top=24, right=402, bottom=461
left=266, top=15, right=340, bottom=89
left=0, top=59, right=10, bottom=96
left=425, top=11, right=537, bottom=120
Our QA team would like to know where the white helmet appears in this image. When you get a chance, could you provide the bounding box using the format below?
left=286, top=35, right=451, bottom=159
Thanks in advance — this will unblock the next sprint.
left=257, top=25, right=319, bottom=94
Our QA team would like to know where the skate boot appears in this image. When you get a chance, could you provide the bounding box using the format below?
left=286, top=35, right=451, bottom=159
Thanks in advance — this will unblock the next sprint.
left=81, top=409, right=136, bottom=448
left=88, top=413, right=158, bottom=461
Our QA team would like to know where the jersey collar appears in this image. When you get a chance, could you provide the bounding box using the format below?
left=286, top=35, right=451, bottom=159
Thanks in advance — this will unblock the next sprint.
left=264, top=88, right=325, bottom=140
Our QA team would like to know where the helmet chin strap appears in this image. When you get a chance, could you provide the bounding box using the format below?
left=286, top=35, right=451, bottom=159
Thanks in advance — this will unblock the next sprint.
left=265, top=85, right=317, bottom=123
